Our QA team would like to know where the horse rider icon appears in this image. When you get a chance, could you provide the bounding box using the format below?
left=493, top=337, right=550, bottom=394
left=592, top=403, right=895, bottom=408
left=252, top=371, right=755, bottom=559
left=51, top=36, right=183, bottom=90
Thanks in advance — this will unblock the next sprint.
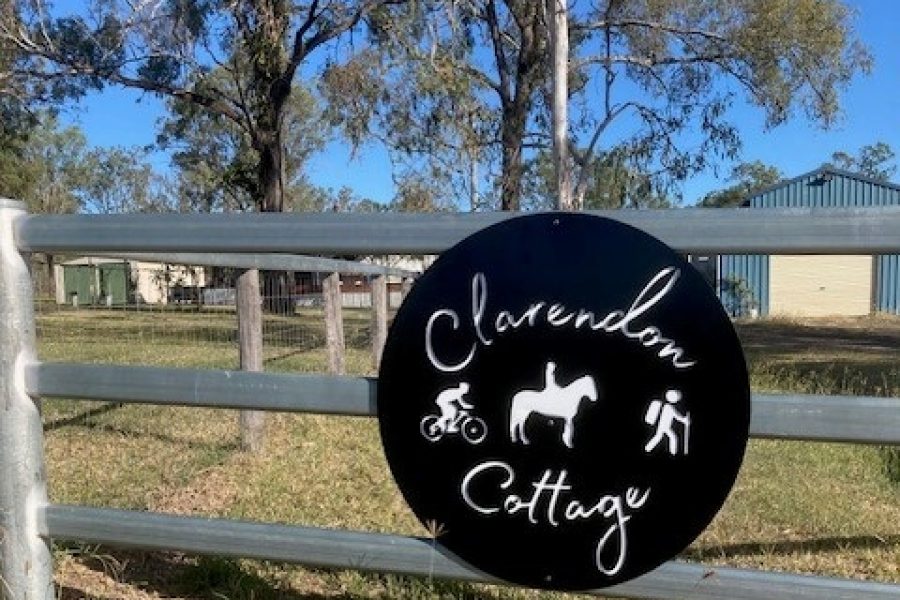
left=644, top=389, right=691, bottom=455
left=435, top=382, right=473, bottom=433
left=509, top=361, right=598, bottom=448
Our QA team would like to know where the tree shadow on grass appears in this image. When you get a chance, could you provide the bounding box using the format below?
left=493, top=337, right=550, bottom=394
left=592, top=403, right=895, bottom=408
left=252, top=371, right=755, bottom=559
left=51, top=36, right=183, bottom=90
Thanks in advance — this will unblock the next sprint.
left=48, top=414, right=239, bottom=454
left=686, top=534, right=900, bottom=561
left=56, top=548, right=500, bottom=600
left=735, top=321, right=900, bottom=363
left=44, top=402, right=125, bottom=432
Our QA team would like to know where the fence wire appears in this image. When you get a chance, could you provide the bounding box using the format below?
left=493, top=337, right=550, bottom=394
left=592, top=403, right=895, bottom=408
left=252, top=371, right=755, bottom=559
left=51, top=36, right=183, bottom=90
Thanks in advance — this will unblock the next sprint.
left=30, top=255, right=412, bottom=372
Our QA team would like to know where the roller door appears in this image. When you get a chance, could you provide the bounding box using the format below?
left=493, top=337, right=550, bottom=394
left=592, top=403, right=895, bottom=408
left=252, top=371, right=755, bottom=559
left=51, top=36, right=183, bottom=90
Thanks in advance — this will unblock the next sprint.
left=769, top=255, right=872, bottom=317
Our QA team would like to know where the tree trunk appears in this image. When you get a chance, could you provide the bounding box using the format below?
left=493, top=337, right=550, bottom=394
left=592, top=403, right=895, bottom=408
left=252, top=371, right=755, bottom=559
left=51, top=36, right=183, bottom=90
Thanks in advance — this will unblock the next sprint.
left=548, top=0, right=574, bottom=211
left=500, top=107, right=528, bottom=211
left=257, top=129, right=293, bottom=313
left=574, top=170, right=591, bottom=209
left=323, top=272, right=345, bottom=374
left=258, top=126, right=285, bottom=213
left=262, top=270, right=293, bottom=314
left=237, top=268, right=265, bottom=452
left=45, top=253, right=56, bottom=302
left=469, top=150, right=480, bottom=212
left=370, top=275, right=388, bottom=370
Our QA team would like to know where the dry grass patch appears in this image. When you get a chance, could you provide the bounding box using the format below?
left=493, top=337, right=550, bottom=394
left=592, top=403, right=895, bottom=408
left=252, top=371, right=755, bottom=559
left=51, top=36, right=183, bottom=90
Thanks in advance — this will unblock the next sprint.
left=35, top=311, right=900, bottom=598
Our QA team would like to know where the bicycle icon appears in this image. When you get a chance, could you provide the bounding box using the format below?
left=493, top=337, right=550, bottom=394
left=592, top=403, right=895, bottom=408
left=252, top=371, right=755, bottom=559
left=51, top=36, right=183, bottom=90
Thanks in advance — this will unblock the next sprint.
left=420, top=409, right=488, bottom=444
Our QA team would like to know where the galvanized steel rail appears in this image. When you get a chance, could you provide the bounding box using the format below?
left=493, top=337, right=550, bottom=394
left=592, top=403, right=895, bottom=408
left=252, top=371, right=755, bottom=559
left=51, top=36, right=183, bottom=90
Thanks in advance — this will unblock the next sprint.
left=27, top=362, right=900, bottom=445
left=16, top=206, right=900, bottom=254
left=93, top=251, right=417, bottom=277
left=41, top=504, right=900, bottom=600
left=3, top=203, right=900, bottom=600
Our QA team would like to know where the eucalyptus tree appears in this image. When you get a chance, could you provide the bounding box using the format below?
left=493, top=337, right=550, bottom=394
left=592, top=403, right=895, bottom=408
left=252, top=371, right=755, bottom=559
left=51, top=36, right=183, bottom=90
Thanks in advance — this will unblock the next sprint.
left=81, top=146, right=174, bottom=214
left=523, top=147, right=672, bottom=210
left=697, top=161, right=783, bottom=207
left=159, top=63, right=326, bottom=215
left=334, top=0, right=870, bottom=212
left=557, top=0, right=871, bottom=209
left=829, top=142, right=896, bottom=182
left=0, top=101, right=39, bottom=201
left=12, top=114, right=88, bottom=299
left=2, top=0, right=398, bottom=452
left=325, top=0, right=549, bottom=211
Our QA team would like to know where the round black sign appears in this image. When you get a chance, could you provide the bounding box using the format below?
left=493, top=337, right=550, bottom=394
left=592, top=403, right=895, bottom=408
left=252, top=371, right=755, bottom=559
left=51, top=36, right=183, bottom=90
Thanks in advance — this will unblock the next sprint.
left=377, top=213, right=750, bottom=590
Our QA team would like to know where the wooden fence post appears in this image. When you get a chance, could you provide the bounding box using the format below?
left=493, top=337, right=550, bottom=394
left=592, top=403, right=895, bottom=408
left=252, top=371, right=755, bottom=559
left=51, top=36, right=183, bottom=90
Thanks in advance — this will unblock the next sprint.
left=371, top=274, right=388, bottom=369
left=237, top=268, right=265, bottom=452
left=323, top=272, right=345, bottom=374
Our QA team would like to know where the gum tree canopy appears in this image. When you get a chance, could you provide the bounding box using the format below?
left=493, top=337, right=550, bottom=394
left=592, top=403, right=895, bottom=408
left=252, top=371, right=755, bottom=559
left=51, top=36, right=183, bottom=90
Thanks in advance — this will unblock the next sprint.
left=560, top=0, right=871, bottom=209
left=1, top=0, right=394, bottom=213
left=331, top=0, right=870, bottom=210
left=1, top=0, right=397, bottom=452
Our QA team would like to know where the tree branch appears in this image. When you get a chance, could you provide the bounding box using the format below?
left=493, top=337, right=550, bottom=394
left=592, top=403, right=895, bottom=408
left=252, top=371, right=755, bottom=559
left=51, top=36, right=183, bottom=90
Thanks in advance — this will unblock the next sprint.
left=483, top=0, right=512, bottom=104
left=573, top=101, right=634, bottom=167
left=578, top=18, right=730, bottom=45
left=576, top=53, right=732, bottom=69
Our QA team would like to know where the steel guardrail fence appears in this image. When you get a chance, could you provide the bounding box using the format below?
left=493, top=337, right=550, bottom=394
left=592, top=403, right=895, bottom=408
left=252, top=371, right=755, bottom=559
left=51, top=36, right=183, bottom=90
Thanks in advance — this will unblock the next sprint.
left=3, top=203, right=899, bottom=600
left=15, top=207, right=900, bottom=255
left=26, top=362, right=900, bottom=445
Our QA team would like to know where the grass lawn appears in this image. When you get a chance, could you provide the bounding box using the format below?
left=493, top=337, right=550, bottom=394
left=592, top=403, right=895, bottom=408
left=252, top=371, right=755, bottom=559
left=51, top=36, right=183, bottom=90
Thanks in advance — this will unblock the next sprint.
left=35, top=309, right=900, bottom=599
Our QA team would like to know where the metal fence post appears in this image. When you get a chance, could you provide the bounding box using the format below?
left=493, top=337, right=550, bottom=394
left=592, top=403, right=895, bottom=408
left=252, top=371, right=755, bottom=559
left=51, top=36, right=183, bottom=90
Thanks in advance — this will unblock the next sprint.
left=0, top=200, right=54, bottom=599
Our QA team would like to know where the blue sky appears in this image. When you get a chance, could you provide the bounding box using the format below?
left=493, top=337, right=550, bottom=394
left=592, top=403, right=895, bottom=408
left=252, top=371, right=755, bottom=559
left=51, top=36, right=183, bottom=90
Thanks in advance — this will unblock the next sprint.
left=60, top=0, right=899, bottom=207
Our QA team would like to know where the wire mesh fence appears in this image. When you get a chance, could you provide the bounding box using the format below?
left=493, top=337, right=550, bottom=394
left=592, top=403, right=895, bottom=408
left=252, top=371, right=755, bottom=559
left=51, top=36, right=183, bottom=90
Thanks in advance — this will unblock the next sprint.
left=30, top=254, right=417, bottom=373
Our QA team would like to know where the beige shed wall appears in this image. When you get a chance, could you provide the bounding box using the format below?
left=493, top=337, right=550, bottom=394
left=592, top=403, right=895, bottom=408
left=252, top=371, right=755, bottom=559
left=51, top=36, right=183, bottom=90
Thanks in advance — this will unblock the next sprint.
left=769, top=255, right=873, bottom=317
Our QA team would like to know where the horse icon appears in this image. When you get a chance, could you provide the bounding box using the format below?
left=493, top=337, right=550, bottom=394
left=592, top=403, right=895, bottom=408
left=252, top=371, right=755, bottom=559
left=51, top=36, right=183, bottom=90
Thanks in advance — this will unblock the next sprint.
left=509, top=362, right=598, bottom=448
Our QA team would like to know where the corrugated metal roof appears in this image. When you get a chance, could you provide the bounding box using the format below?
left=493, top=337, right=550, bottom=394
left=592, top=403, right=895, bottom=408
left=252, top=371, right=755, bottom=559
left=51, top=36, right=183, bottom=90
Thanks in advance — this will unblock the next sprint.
left=741, top=166, right=900, bottom=208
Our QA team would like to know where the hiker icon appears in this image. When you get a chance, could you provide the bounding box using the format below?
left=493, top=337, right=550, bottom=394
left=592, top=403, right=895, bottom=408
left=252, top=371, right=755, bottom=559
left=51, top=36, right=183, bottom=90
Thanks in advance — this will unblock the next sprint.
left=420, top=382, right=487, bottom=444
left=644, top=389, right=691, bottom=455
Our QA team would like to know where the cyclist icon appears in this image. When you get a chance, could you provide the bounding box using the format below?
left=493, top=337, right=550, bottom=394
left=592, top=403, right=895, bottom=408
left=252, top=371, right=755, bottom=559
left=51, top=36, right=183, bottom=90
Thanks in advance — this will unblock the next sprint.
left=420, top=382, right=487, bottom=444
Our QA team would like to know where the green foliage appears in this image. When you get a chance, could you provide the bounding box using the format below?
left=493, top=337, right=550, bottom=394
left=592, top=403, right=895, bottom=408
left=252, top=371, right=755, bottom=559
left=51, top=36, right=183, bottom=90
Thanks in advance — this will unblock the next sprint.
left=157, top=58, right=327, bottom=213
left=391, top=174, right=457, bottom=213
left=80, top=146, right=173, bottom=213
left=0, top=111, right=170, bottom=214
left=2, top=0, right=873, bottom=213
left=720, top=274, right=759, bottom=316
left=829, top=142, right=897, bottom=182
left=565, top=0, right=870, bottom=202
left=4, top=1, right=389, bottom=214
left=324, top=0, right=870, bottom=211
left=0, top=100, right=40, bottom=200
left=698, top=161, right=784, bottom=207
left=18, top=113, right=89, bottom=214
left=327, top=1, right=547, bottom=210
left=523, top=148, right=672, bottom=210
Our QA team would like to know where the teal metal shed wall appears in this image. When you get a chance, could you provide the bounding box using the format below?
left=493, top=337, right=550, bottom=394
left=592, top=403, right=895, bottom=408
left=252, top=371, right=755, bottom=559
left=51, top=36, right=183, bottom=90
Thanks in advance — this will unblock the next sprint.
left=876, top=255, right=900, bottom=314
left=719, top=255, right=769, bottom=317
left=720, top=168, right=900, bottom=315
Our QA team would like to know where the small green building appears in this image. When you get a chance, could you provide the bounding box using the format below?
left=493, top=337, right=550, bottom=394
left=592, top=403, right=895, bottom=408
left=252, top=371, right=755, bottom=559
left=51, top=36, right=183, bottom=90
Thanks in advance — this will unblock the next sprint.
left=59, top=258, right=130, bottom=306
